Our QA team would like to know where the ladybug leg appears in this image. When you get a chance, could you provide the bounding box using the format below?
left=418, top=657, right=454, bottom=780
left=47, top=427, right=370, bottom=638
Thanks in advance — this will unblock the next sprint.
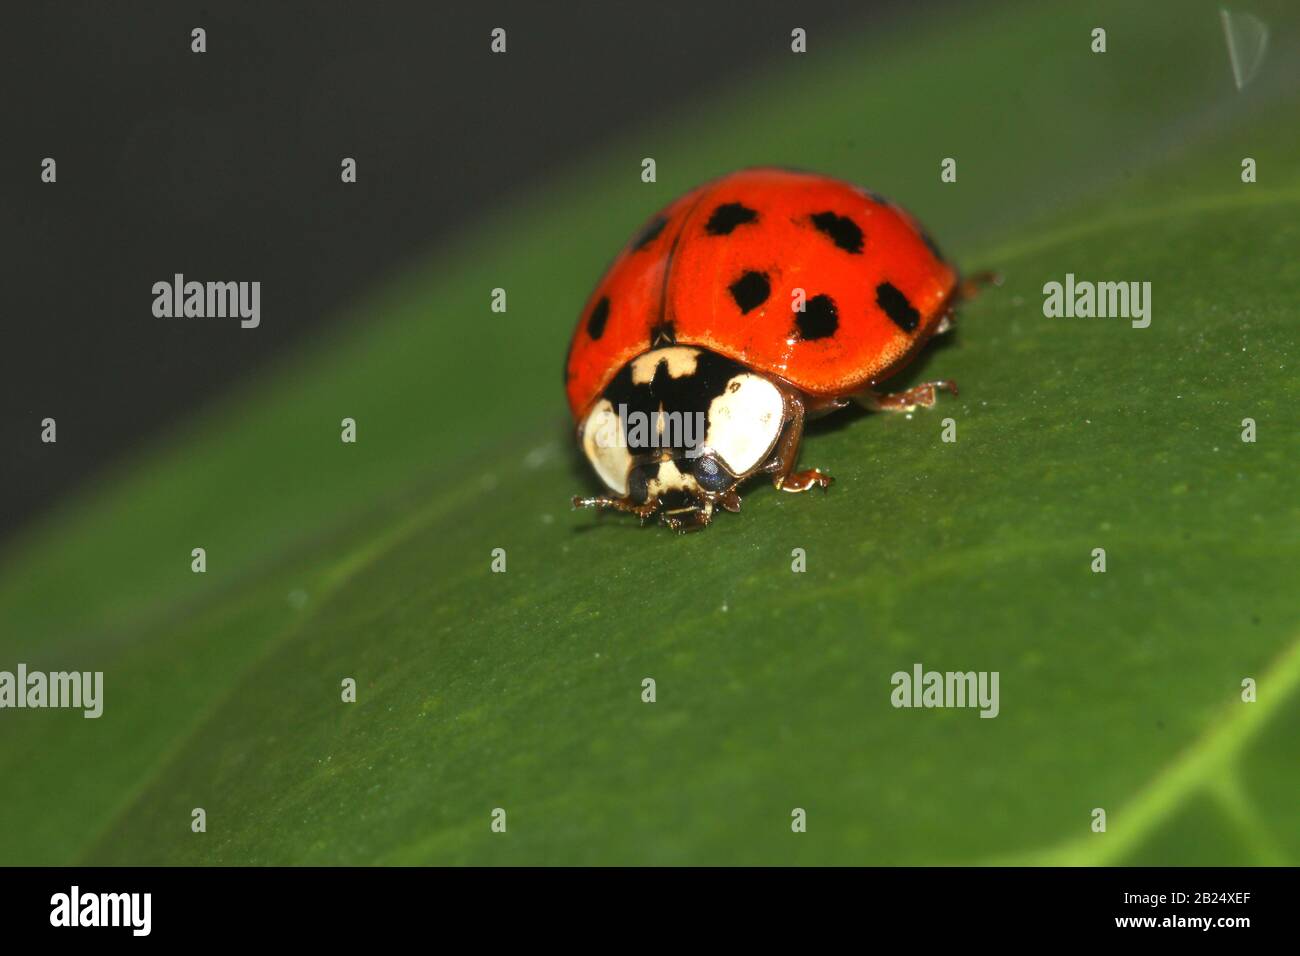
left=659, top=501, right=714, bottom=533
left=776, top=468, right=834, bottom=493
left=766, top=392, right=834, bottom=494
left=958, top=269, right=1001, bottom=301
left=934, top=271, right=1000, bottom=335
left=572, top=494, right=661, bottom=524
left=857, top=380, right=957, bottom=413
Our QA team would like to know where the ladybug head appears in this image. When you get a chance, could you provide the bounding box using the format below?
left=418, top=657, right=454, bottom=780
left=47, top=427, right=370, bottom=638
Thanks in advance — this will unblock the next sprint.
left=576, top=347, right=787, bottom=526
left=624, top=449, right=737, bottom=505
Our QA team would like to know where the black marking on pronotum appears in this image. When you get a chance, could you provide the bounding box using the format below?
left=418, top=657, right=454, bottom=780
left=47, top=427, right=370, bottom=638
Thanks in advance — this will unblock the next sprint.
left=706, top=203, right=758, bottom=235
left=876, top=281, right=920, bottom=333
left=602, top=349, right=750, bottom=458
left=587, top=296, right=611, bottom=339
left=729, top=271, right=770, bottom=313
left=810, top=211, right=864, bottom=254
left=796, top=294, right=838, bottom=340
left=649, top=320, right=676, bottom=346
left=603, top=348, right=748, bottom=411
left=633, top=216, right=668, bottom=250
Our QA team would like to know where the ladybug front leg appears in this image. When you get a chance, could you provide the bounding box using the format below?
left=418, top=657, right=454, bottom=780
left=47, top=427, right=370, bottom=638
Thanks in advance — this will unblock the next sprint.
left=857, top=380, right=957, bottom=413
left=659, top=501, right=714, bottom=533
left=717, top=488, right=743, bottom=513
left=764, top=391, right=834, bottom=494
left=572, top=494, right=661, bottom=524
left=775, top=468, right=834, bottom=493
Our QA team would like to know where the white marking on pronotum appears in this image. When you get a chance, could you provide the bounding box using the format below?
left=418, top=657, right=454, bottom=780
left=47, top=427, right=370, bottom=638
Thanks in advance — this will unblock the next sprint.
left=706, top=374, right=784, bottom=474
left=630, top=346, right=699, bottom=383
left=581, top=399, right=631, bottom=495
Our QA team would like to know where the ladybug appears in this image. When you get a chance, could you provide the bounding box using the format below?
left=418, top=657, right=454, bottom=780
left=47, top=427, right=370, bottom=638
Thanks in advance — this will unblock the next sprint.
left=565, top=167, right=989, bottom=532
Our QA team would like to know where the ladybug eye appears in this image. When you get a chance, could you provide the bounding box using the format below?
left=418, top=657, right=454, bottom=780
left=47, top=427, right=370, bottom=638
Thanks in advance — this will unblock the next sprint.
left=628, top=465, right=651, bottom=503
left=692, top=454, right=732, bottom=493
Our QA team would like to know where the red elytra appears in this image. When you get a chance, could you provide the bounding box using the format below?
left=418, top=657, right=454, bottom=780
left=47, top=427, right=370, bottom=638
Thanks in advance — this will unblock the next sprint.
left=564, top=167, right=959, bottom=420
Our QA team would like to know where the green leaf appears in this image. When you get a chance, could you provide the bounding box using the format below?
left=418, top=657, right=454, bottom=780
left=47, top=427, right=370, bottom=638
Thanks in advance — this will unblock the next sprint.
left=2, top=0, right=1297, bottom=865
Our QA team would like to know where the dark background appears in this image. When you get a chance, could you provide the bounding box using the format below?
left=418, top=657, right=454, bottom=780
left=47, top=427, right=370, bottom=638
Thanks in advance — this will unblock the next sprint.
left=0, top=0, right=921, bottom=545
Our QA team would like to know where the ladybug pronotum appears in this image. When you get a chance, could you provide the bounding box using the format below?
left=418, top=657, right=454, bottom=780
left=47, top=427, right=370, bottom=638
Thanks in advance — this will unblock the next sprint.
left=564, top=167, right=988, bottom=532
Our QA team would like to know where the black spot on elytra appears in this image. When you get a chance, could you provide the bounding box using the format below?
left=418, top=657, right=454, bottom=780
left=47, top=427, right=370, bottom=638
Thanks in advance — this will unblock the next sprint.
left=729, top=271, right=770, bottom=314
left=587, top=296, right=610, bottom=339
left=632, top=216, right=668, bottom=250
left=876, top=282, right=919, bottom=333
left=706, top=203, right=758, bottom=235
left=649, top=320, right=676, bottom=346
left=810, top=211, right=864, bottom=254
left=796, top=294, right=838, bottom=340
